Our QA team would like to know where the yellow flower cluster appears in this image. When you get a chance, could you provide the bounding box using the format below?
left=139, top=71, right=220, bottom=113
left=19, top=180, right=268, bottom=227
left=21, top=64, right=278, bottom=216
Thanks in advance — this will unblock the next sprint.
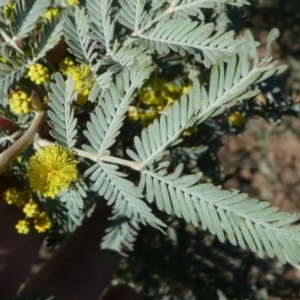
left=127, top=106, right=140, bottom=123
left=3, top=3, right=15, bottom=21
left=129, top=77, right=191, bottom=127
left=23, top=201, right=39, bottom=218
left=15, top=211, right=51, bottom=235
left=9, top=90, right=33, bottom=114
left=182, top=125, right=198, bottom=137
left=15, top=220, right=30, bottom=234
left=59, top=57, right=75, bottom=73
left=26, top=145, right=78, bottom=199
left=139, top=77, right=182, bottom=110
left=2, top=187, right=51, bottom=234
left=28, top=63, right=49, bottom=85
left=228, top=111, right=246, bottom=127
left=67, top=0, right=80, bottom=6
left=43, top=7, right=59, bottom=21
left=34, top=212, right=52, bottom=233
left=63, top=62, right=94, bottom=105
left=3, top=187, right=28, bottom=207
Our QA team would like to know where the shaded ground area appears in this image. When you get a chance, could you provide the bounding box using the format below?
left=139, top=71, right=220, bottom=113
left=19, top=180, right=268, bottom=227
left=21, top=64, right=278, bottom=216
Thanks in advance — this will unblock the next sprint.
left=219, top=116, right=300, bottom=213
left=218, top=116, right=300, bottom=299
left=214, top=1, right=300, bottom=298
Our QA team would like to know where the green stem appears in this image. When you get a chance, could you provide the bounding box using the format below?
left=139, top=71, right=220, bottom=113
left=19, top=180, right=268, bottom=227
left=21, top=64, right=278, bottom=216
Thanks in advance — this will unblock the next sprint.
left=100, top=155, right=142, bottom=171
left=73, top=148, right=98, bottom=161
left=74, top=148, right=142, bottom=171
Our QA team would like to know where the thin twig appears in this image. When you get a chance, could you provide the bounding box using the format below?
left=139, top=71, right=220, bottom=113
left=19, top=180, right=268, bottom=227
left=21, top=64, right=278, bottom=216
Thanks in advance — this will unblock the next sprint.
left=0, top=110, right=46, bottom=175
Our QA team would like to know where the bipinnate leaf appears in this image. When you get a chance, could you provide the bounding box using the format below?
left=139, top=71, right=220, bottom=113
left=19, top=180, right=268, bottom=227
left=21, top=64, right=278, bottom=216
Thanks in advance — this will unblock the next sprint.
left=48, top=73, right=78, bottom=149
left=101, top=211, right=140, bottom=255
left=86, top=0, right=114, bottom=51
left=82, top=61, right=154, bottom=157
left=84, top=162, right=166, bottom=229
left=128, top=30, right=286, bottom=169
left=140, top=162, right=300, bottom=264
left=168, top=0, right=251, bottom=20
left=11, top=0, right=50, bottom=38
left=128, top=18, right=241, bottom=68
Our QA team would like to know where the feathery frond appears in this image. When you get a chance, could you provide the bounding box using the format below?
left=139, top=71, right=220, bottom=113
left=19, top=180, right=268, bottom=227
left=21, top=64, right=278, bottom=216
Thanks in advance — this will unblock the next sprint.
left=84, top=162, right=166, bottom=229
left=0, top=47, right=24, bottom=96
left=127, top=81, right=200, bottom=168
left=11, top=0, right=50, bottom=38
left=111, top=42, right=152, bottom=68
left=119, top=0, right=147, bottom=32
left=149, top=0, right=168, bottom=11
left=127, top=31, right=287, bottom=169
left=140, top=163, right=300, bottom=264
left=82, top=61, right=154, bottom=157
left=168, top=0, right=251, bottom=20
left=101, top=212, right=140, bottom=255
left=127, top=18, right=241, bottom=68
left=63, top=7, right=99, bottom=65
left=59, top=179, right=87, bottom=216
left=0, top=130, right=13, bottom=146
left=86, top=0, right=114, bottom=51
left=94, top=70, right=114, bottom=90
left=48, top=73, right=78, bottom=149
left=32, top=19, right=64, bottom=61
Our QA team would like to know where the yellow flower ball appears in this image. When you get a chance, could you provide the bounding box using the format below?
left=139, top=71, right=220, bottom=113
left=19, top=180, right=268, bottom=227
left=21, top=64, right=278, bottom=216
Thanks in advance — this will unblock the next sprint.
left=59, top=57, right=75, bottom=74
left=34, top=212, right=51, bottom=233
left=67, top=0, right=79, bottom=6
left=43, top=7, right=59, bottom=21
left=3, top=3, right=15, bottom=21
left=9, top=90, right=33, bottom=114
left=65, top=64, right=94, bottom=105
left=15, top=220, right=30, bottom=234
left=139, top=77, right=184, bottom=109
left=26, top=145, right=78, bottom=199
left=228, top=111, right=246, bottom=127
left=23, top=201, right=40, bottom=218
left=3, top=187, right=28, bottom=207
left=28, top=63, right=49, bottom=85
left=127, top=106, right=140, bottom=123
left=139, top=77, right=168, bottom=107
left=163, top=84, right=182, bottom=104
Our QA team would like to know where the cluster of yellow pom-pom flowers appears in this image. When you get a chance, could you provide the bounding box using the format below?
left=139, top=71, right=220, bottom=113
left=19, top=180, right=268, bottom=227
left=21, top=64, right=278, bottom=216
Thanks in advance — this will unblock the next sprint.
left=228, top=111, right=246, bottom=127
left=3, top=2, right=15, bottom=21
left=26, top=145, right=78, bottom=199
left=130, top=77, right=189, bottom=127
left=3, top=188, right=51, bottom=235
left=2, top=0, right=79, bottom=22
left=28, top=63, right=50, bottom=85
left=59, top=57, right=95, bottom=105
left=129, top=77, right=199, bottom=136
left=2, top=145, right=78, bottom=234
left=42, top=7, right=59, bottom=21
left=9, top=90, right=33, bottom=115
left=132, top=77, right=247, bottom=132
left=9, top=56, right=95, bottom=114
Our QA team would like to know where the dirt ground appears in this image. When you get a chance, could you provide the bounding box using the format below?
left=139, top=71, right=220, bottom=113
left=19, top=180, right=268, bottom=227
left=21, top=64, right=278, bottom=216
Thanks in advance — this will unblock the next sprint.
left=216, top=1, right=300, bottom=298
